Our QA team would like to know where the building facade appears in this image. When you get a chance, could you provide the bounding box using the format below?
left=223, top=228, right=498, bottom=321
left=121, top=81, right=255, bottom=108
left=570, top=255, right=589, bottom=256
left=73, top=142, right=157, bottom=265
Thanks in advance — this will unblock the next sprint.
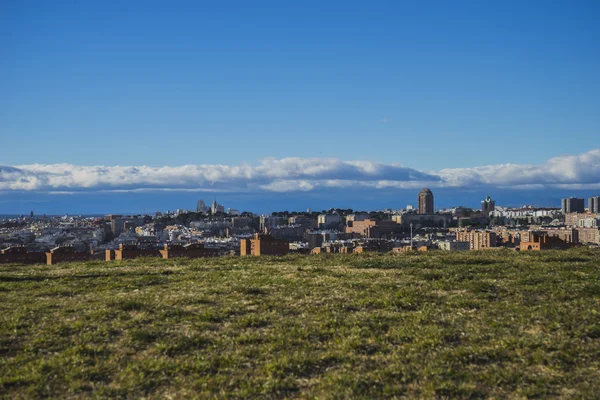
left=561, top=197, right=585, bottom=214
left=520, top=232, right=572, bottom=251
left=577, top=227, right=600, bottom=245
left=317, top=214, right=342, bottom=229
left=589, top=196, right=600, bottom=213
left=437, top=241, right=470, bottom=251
left=418, top=188, right=434, bottom=214
left=240, top=234, right=289, bottom=256
left=481, top=195, right=496, bottom=216
left=455, top=230, right=497, bottom=250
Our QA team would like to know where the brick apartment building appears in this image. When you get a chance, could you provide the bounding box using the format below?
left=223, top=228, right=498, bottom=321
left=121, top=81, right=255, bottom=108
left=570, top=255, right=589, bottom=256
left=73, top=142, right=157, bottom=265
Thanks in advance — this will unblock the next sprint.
left=539, top=227, right=578, bottom=244
left=345, top=219, right=398, bottom=239
left=520, top=232, right=572, bottom=251
left=240, top=234, right=289, bottom=256
left=577, top=227, right=600, bottom=245
left=564, top=212, right=599, bottom=227
left=455, top=230, right=497, bottom=250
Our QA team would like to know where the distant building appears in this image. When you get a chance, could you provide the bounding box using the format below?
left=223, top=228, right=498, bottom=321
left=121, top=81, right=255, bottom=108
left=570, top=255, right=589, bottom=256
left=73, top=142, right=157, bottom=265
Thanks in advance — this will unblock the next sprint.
left=577, top=227, right=600, bottom=245
left=345, top=213, right=370, bottom=223
left=231, top=216, right=254, bottom=229
left=105, top=214, right=123, bottom=221
left=565, top=212, right=599, bottom=228
left=455, top=230, right=497, bottom=250
left=111, top=218, right=125, bottom=236
left=345, top=219, right=398, bottom=238
left=589, top=196, right=600, bottom=213
left=317, top=214, right=342, bottom=229
left=307, top=232, right=324, bottom=249
left=481, top=195, right=495, bottom=216
left=561, top=197, right=585, bottom=214
left=196, top=200, right=209, bottom=213
left=211, top=199, right=225, bottom=214
left=240, top=234, right=289, bottom=256
left=418, top=188, right=434, bottom=214
left=396, top=213, right=452, bottom=229
left=538, top=227, right=578, bottom=244
left=520, top=232, right=572, bottom=251
left=438, top=241, right=470, bottom=251
left=260, top=215, right=284, bottom=231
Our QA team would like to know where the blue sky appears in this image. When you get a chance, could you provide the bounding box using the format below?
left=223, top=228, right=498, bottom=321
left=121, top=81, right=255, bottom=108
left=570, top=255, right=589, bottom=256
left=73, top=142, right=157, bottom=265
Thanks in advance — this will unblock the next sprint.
left=1, top=1, right=599, bottom=213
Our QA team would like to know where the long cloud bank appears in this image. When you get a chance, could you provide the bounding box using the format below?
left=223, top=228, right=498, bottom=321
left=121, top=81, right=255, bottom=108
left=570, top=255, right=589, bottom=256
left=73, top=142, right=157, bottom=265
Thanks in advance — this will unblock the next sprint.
left=1, top=149, right=599, bottom=193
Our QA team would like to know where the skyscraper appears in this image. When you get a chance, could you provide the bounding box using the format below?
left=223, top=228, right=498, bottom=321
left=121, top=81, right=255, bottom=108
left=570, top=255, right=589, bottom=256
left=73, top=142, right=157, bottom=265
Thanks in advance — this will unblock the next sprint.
left=561, top=197, right=585, bottom=214
left=211, top=199, right=225, bottom=214
left=418, top=188, right=434, bottom=214
left=481, top=195, right=495, bottom=216
left=196, top=200, right=209, bottom=213
left=589, top=196, right=600, bottom=213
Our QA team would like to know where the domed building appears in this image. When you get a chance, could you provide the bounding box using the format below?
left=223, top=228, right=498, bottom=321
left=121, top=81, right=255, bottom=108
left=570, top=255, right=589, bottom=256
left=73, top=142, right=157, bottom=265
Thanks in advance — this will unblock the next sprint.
left=418, top=188, right=434, bottom=214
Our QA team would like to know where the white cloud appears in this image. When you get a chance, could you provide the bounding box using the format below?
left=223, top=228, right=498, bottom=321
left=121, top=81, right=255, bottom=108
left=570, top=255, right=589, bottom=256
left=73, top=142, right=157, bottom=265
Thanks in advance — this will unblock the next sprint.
left=1, top=149, right=599, bottom=193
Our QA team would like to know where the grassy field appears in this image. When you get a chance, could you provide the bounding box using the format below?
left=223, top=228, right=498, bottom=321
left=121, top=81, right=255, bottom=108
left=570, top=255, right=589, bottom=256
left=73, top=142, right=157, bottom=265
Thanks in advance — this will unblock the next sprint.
left=1, top=249, right=599, bottom=399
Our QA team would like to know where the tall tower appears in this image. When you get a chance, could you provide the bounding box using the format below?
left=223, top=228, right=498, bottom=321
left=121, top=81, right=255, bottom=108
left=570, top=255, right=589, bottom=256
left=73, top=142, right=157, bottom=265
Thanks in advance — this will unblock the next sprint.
left=418, top=188, right=434, bottom=214
left=589, top=196, right=600, bottom=213
left=481, top=195, right=495, bottom=216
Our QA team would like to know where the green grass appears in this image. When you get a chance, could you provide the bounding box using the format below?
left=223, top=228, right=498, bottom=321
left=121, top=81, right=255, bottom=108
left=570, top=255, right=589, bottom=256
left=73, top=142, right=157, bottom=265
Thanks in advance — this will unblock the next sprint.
left=1, top=249, right=599, bottom=399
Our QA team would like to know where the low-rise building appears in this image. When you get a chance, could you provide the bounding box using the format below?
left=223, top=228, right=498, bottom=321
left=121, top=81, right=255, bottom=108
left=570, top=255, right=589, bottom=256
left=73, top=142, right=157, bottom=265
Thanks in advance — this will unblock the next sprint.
left=240, top=234, right=289, bottom=256
left=520, top=232, right=572, bottom=251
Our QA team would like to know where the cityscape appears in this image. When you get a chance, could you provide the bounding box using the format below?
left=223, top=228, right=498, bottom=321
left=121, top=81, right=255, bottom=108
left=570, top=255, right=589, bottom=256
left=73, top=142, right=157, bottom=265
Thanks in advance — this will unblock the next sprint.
left=2, top=190, right=599, bottom=265
left=2, top=1, right=600, bottom=398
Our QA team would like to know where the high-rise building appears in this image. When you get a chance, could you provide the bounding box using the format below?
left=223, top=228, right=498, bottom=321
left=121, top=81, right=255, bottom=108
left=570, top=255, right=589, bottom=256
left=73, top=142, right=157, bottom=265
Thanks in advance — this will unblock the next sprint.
left=418, top=188, right=434, bottom=214
left=589, top=196, right=600, bottom=213
left=196, top=200, right=209, bottom=213
left=211, top=199, right=225, bottom=214
left=561, top=197, right=585, bottom=214
left=481, top=195, right=495, bottom=216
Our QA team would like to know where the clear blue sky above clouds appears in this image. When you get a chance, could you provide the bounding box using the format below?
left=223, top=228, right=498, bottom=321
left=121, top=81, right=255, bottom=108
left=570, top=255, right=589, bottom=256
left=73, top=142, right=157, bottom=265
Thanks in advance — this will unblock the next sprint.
left=2, top=0, right=599, bottom=171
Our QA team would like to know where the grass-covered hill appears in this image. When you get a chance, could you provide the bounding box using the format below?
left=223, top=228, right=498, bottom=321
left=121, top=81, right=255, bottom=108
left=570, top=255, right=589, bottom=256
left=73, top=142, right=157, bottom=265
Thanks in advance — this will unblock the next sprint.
left=1, top=249, right=599, bottom=399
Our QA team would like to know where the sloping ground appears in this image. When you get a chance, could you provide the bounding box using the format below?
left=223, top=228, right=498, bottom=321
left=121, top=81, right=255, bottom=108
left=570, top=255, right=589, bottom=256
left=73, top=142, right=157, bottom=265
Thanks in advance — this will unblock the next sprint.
left=1, top=249, right=599, bottom=399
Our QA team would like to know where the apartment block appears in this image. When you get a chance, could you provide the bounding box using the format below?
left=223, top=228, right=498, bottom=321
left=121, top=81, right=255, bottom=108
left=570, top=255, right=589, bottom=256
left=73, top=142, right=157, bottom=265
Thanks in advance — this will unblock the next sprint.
left=589, top=196, right=600, bottom=213
left=577, top=227, right=600, bottom=245
left=455, top=230, right=497, bottom=250
left=561, top=197, right=585, bottom=214
left=520, top=232, right=571, bottom=251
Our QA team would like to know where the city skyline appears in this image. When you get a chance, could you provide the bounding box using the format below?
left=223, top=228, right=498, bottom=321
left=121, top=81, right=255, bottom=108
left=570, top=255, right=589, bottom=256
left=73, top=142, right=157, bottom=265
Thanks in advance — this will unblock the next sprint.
left=2, top=1, right=599, bottom=214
